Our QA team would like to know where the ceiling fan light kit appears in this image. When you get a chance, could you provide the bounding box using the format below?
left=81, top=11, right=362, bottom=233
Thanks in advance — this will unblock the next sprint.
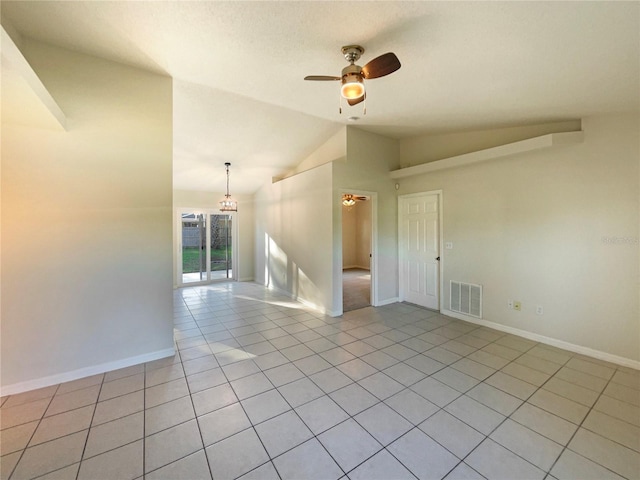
left=305, top=45, right=400, bottom=114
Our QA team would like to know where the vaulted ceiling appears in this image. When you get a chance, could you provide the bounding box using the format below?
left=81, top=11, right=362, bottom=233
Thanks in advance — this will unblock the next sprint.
left=2, top=1, right=638, bottom=193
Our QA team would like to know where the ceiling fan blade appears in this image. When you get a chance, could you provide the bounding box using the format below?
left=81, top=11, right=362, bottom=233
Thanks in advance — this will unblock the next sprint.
left=304, top=75, right=341, bottom=81
left=361, top=52, right=401, bottom=79
left=347, top=94, right=365, bottom=106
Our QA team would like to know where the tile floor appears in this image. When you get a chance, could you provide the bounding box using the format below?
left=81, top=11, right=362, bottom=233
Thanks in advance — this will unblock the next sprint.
left=1, top=282, right=639, bottom=480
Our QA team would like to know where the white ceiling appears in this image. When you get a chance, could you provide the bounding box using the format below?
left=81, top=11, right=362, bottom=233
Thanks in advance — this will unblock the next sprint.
left=2, top=1, right=638, bottom=194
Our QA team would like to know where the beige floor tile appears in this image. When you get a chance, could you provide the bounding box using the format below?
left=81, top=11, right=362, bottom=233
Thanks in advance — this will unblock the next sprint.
left=501, top=362, right=550, bottom=387
left=78, top=440, right=143, bottom=480
left=594, top=394, right=640, bottom=426
left=0, top=451, right=21, bottom=479
left=387, top=428, right=458, bottom=480
left=30, top=405, right=93, bottom=445
left=451, top=358, right=496, bottom=380
left=198, top=402, right=251, bottom=446
left=84, top=412, right=143, bottom=459
left=514, top=353, right=563, bottom=375
left=146, top=450, right=212, bottom=480
left=92, top=390, right=144, bottom=426
left=611, top=370, right=640, bottom=389
left=145, top=377, right=190, bottom=408
left=604, top=381, right=640, bottom=406
left=1, top=386, right=57, bottom=409
left=145, top=419, right=203, bottom=473
left=145, top=395, right=195, bottom=436
left=490, top=418, right=563, bottom=471
left=528, top=388, right=589, bottom=425
left=485, top=371, right=537, bottom=400
left=36, top=462, right=80, bottom=480
left=565, top=357, right=614, bottom=380
left=12, top=430, right=87, bottom=479
left=551, top=449, right=625, bottom=480
left=466, top=382, right=523, bottom=416
left=569, top=427, right=640, bottom=479
left=420, top=410, right=485, bottom=458
left=543, top=377, right=600, bottom=407
left=206, top=428, right=269, bottom=480
left=145, top=364, right=185, bottom=388
left=104, top=364, right=145, bottom=383
left=444, top=395, right=505, bottom=435
left=0, top=420, right=38, bottom=455
left=98, top=375, right=144, bottom=402
left=554, top=366, right=608, bottom=392
left=583, top=409, right=640, bottom=452
left=510, top=403, right=578, bottom=445
left=466, top=438, right=545, bottom=480
left=1, top=398, right=49, bottom=430
left=57, top=374, right=104, bottom=395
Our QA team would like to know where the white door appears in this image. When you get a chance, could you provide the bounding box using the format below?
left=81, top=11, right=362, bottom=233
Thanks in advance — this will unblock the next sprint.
left=399, top=193, right=440, bottom=309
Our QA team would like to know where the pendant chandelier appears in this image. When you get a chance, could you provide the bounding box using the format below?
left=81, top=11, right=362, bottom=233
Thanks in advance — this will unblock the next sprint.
left=219, top=162, right=238, bottom=212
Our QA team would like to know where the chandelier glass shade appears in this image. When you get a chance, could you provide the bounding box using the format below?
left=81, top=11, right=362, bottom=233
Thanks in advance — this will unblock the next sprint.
left=219, top=162, right=238, bottom=212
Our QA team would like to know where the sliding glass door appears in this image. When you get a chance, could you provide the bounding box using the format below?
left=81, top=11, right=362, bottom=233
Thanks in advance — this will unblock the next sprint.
left=210, top=214, right=233, bottom=280
left=179, top=211, right=234, bottom=285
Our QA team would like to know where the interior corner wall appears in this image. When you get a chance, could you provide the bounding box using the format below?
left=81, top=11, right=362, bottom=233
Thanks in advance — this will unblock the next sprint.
left=1, top=40, right=174, bottom=393
left=342, top=205, right=357, bottom=268
left=172, top=190, right=255, bottom=284
left=254, top=164, right=334, bottom=313
left=332, top=127, right=400, bottom=312
left=356, top=200, right=372, bottom=269
left=397, top=113, right=640, bottom=363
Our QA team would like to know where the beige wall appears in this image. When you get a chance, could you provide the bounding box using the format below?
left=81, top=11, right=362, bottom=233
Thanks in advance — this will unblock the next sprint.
left=399, top=120, right=582, bottom=167
left=356, top=200, right=372, bottom=269
left=254, top=164, right=334, bottom=313
left=342, top=200, right=373, bottom=270
left=173, top=190, right=254, bottom=284
left=332, top=127, right=400, bottom=312
left=1, top=41, right=174, bottom=392
left=398, top=113, right=639, bottom=362
left=342, top=205, right=357, bottom=268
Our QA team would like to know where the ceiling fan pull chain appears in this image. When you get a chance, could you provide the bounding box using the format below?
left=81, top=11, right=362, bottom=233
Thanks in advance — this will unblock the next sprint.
left=363, top=96, right=367, bottom=116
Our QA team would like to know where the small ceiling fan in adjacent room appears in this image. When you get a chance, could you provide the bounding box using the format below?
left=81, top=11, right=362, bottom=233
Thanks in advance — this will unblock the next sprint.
left=342, top=194, right=368, bottom=207
left=304, top=45, right=401, bottom=113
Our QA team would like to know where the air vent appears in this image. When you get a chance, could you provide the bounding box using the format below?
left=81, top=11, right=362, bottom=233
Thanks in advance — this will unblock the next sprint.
left=450, top=281, right=482, bottom=318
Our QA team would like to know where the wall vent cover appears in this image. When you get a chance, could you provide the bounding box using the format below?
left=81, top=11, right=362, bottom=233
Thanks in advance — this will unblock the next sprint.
left=450, top=281, right=482, bottom=318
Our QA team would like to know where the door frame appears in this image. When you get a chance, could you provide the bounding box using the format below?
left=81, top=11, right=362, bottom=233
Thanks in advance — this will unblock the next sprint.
left=176, top=207, right=238, bottom=287
left=398, top=190, right=444, bottom=311
left=337, top=189, right=378, bottom=315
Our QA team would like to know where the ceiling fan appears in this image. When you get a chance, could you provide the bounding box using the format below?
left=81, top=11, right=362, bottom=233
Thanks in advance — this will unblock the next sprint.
left=305, top=45, right=401, bottom=112
left=342, top=194, right=368, bottom=206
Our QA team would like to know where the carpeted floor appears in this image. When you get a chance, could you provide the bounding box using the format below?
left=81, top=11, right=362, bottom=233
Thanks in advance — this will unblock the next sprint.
left=343, top=268, right=371, bottom=312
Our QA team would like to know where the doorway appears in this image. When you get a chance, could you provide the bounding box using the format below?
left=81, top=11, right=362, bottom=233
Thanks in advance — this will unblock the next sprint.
left=178, top=210, right=235, bottom=285
left=398, top=192, right=442, bottom=310
left=342, top=193, right=372, bottom=312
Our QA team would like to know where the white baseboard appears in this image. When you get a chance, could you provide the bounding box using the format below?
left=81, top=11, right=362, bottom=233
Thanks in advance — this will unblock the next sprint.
left=376, top=297, right=399, bottom=307
left=0, top=347, right=176, bottom=397
left=441, top=309, right=640, bottom=370
left=238, top=277, right=254, bottom=282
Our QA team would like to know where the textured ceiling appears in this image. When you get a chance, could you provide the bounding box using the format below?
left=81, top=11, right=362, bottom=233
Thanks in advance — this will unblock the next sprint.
left=2, top=1, right=639, bottom=194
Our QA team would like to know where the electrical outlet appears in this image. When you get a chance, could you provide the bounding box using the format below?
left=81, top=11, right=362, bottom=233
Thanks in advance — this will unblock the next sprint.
left=507, top=300, right=514, bottom=309
left=445, top=242, right=453, bottom=250
left=536, top=305, right=544, bottom=315
left=513, top=301, right=522, bottom=311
